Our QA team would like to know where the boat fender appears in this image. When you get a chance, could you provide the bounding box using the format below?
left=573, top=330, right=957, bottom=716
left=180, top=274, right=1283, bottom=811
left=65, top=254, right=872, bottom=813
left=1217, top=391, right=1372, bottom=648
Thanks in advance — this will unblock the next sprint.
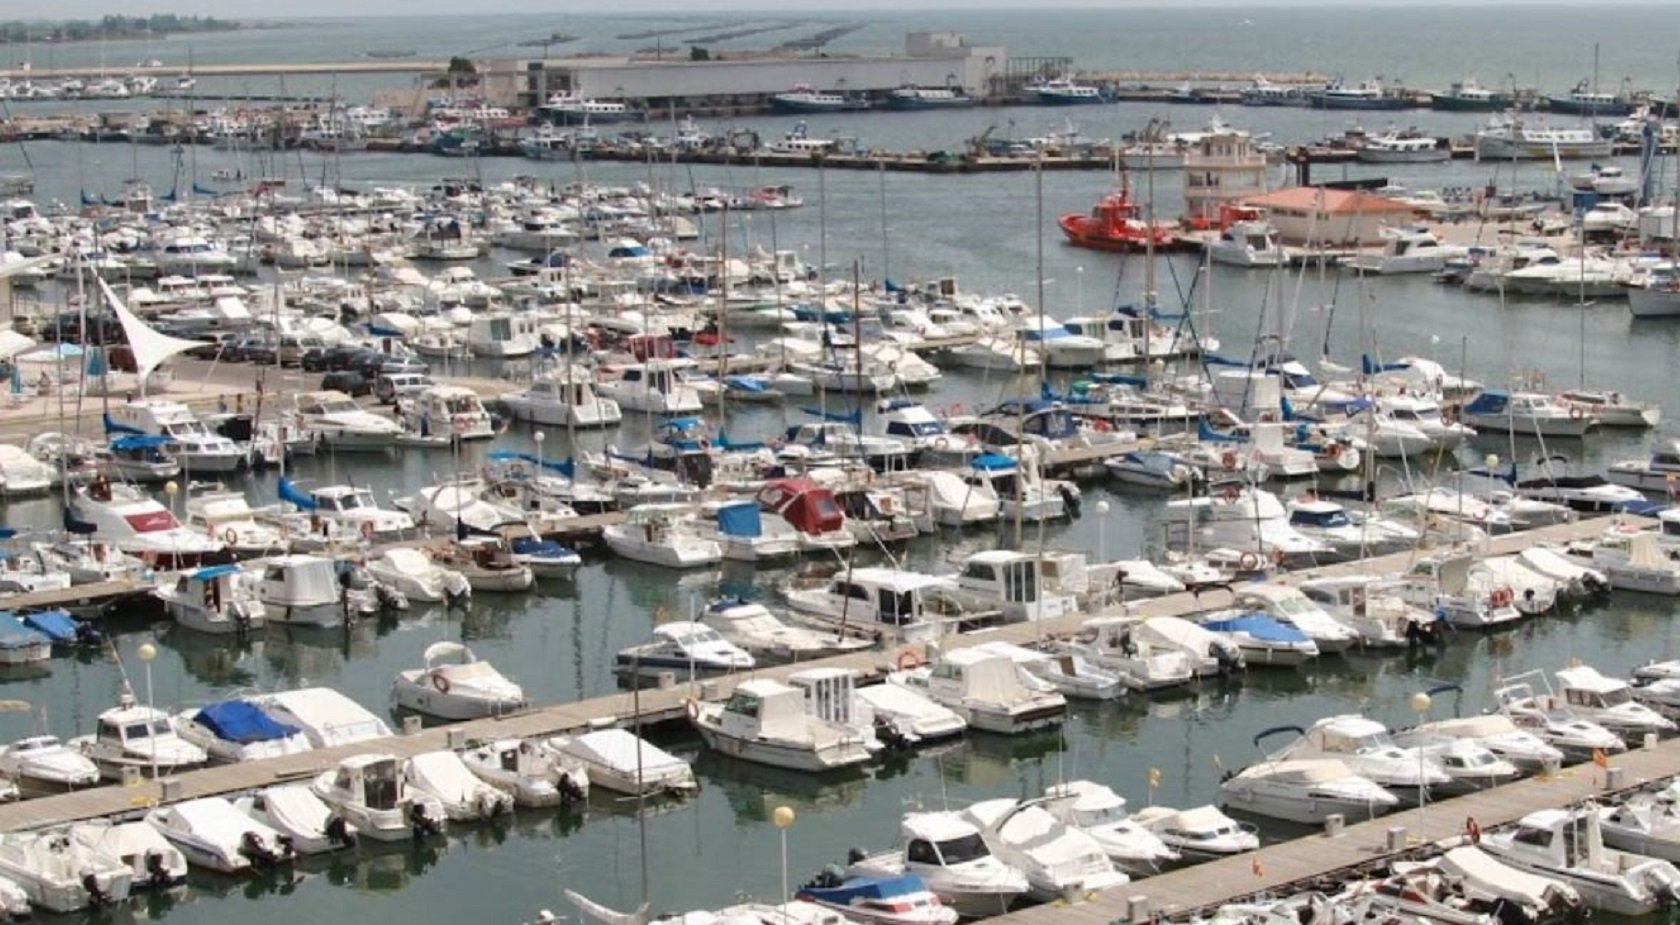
left=1221, top=451, right=1239, bottom=471
left=685, top=698, right=701, bottom=721
left=1270, top=547, right=1285, bottom=568
left=895, top=648, right=924, bottom=671
left=1238, top=551, right=1260, bottom=571
left=433, top=672, right=451, bottom=694
left=1465, top=816, right=1482, bottom=844
left=223, top=527, right=239, bottom=546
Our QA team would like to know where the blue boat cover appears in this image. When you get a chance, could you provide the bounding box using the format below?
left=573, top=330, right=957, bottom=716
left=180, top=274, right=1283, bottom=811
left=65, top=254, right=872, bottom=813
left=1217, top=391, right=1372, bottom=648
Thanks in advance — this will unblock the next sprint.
left=717, top=501, right=762, bottom=538
left=20, top=609, right=80, bottom=643
left=278, top=477, right=317, bottom=511
left=0, top=615, right=47, bottom=650
left=1461, top=390, right=1509, bottom=415
left=1203, top=614, right=1310, bottom=644
left=109, top=434, right=170, bottom=451
left=800, top=874, right=932, bottom=905
left=102, top=413, right=146, bottom=436
left=195, top=700, right=299, bottom=744
left=970, top=453, right=1018, bottom=472
left=510, top=537, right=575, bottom=559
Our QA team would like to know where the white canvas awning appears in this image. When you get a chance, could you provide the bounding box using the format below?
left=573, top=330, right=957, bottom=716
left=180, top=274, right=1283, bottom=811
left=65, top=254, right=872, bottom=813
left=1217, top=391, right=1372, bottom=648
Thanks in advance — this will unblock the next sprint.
left=97, top=277, right=207, bottom=389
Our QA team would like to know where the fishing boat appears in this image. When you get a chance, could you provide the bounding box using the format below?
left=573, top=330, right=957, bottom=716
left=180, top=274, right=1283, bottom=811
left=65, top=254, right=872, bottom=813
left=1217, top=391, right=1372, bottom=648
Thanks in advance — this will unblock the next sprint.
left=1025, top=77, right=1106, bottom=105
left=1474, top=116, right=1614, bottom=160
left=1430, top=77, right=1513, bottom=112
left=887, top=85, right=973, bottom=110
left=1546, top=79, right=1638, bottom=117
left=688, top=678, right=872, bottom=772
left=1308, top=78, right=1407, bottom=110
left=771, top=84, right=867, bottom=113
left=1357, top=129, right=1449, bottom=163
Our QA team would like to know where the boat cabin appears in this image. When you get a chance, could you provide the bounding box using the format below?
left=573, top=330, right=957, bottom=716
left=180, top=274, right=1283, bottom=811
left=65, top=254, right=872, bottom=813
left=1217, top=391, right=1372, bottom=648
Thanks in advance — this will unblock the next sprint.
left=325, top=754, right=407, bottom=811
left=756, top=478, right=846, bottom=537
left=718, top=679, right=811, bottom=741
left=260, top=555, right=341, bottom=607
left=956, top=551, right=1076, bottom=622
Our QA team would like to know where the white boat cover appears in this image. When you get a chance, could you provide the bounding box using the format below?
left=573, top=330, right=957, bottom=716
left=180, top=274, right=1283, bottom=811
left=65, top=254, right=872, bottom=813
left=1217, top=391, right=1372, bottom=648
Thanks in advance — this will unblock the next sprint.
left=258, top=784, right=334, bottom=837
left=1438, top=845, right=1577, bottom=908
left=566, top=889, right=651, bottom=925
left=406, top=750, right=492, bottom=808
left=564, top=729, right=688, bottom=779
left=1518, top=547, right=1603, bottom=585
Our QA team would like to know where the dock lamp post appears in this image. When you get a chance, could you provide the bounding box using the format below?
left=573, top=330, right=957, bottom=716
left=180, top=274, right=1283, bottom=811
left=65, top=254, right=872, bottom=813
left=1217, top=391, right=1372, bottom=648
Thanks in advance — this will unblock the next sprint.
left=773, top=805, right=795, bottom=916
left=1411, top=690, right=1432, bottom=837
left=534, top=430, right=546, bottom=472
left=138, top=641, right=159, bottom=780
left=1095, top=499, right=1111, bottom=563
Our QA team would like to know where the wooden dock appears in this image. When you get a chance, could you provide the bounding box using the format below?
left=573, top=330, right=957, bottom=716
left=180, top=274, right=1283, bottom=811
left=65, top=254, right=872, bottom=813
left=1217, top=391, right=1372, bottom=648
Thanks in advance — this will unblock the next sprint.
left=992, top=739, right=1678, bottom=925
left=0, top=515, right=1618, bottom=834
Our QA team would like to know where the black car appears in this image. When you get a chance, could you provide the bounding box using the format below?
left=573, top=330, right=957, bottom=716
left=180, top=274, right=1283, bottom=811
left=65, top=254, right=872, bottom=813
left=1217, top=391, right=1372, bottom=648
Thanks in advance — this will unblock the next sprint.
left=320, top=370, right=371, bottom=397
left=323, top=344, right=375, bottom=372
left=185, top=332, right=239, bottom=360
left=233, top=335, right=279, bottom=366
left=299, top=347, right=332, bottom=372
left=349, top=350, right=422, bottom=380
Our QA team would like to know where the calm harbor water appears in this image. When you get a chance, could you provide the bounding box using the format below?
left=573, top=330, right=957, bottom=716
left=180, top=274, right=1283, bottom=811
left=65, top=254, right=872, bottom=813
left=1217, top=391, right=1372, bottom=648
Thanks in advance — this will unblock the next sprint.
left=3, top=8, right=1680, bottom=923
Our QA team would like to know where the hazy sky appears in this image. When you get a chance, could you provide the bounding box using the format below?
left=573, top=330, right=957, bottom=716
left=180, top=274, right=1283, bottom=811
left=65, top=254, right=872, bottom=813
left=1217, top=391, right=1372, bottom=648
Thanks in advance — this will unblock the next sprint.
left=31, top=0, right=1665, bottom=20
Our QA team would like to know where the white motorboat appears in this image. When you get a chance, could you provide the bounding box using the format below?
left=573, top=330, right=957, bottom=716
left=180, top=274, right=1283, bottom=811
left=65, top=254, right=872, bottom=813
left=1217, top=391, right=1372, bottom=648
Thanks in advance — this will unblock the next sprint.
left=1553, top=389, right=1659, bottom=429
left=172, top=699, right=313, bottom=764
left=258, top=554, right=355, bottom=627
left=968, top=641, right=1125, bottom=701
left=604, top=504, right=722, bottom=567
left=1473, top=116, right=1613, bottom=160
left=501, top=373, right=622, bottom=428
left=1217, top=756, right=1398, bottom=824
left=596, top=360, right=704, bottom=414
left=700, top=598, right=872, bottom=661
left=67, top=820, right=187, bottom=890
left=69, top=479, right=224, bottom=565
left=1348, top=229, right=1463, bottom=274
left=0, top=830, right=134, bottom=912
left=1392, top=712, right=1564, bottom=776
left=1400, top=555, right=1523, bottom=630
left=1296, top=575, right=1442, bottom=649
left=689, top=678, right=872, bottom=772
left=154, top=563, right=266, bottom=635
left=397, top=385, right=496, bottom=441
left=280, top=479, right=416, bottom=539
left=1481, top=808, right=1680, bottom=915
left=255, top=687, right=393, bottom=749
left=1550, top=664, right=1676, bottom=740
left=1042, top=780, right=1179, bottom=875
left=106, top=399, right=245, bottom=474
left=846, top=811, right=1031, bottom=918
left=234, top=784, right=357, bottom=854
left=312, top=753, right=443, bottom=842
left=1206, top=220, right=1287, bottom=268
left=795, top=870, right=959, bottom=925
left=181, top=490, right=286, bottom=557
left=616, top=621, right=755, bottom=679
left=1609, top=442, right=1680, bottom=493
left=404, top=749, right=514, bottom=822
left=1570, top=526, right=1680, bottom=595
left=1166, top=484, right=1333, bottom=565
left=427, top=537, right=535, bottom=593
left=0, top=444, right=55, bottom=496
left=783, top=567, right=960, bottom=644
left=71, top=690, right=209, bottom=781
left=462, top=738, right=589, bottom=807
left=1599, top=783, right=1680, bottom=863
left=1260, top=715, right=1450, bottom=796
left=391, top=641, right=528, bottom=720
left=1459, top=390, right=1595, bottom=438
left=1285, top=497, right=1421, bottom=558
left=365, top=548, right=471, bottom=604
left=1127, top=804, right=1259, bottom=858
left=853, top=681, right=968, bottom=744
left=1233, top=584, right=1360, bottom=654
left=1200, top=612, right=1320, bottom=667
left=951, top=551, right=1078, bottom=624
left=961, top=798, right=1128, bottom=900
left=548, top=728, right=695, bottom=796
left=145, top=797, right=295, bottom=873
left=290, top=390, right=401, bottom=451
left=0, top=735, right=100, bottom=794
left=1053, top=617, right=1198, bottom=691
left=1407, top=737, right=1522, bottom=796
left=890, top=649, right=1067, bottom=735
left=1494, top=677, right=1628, bottom=761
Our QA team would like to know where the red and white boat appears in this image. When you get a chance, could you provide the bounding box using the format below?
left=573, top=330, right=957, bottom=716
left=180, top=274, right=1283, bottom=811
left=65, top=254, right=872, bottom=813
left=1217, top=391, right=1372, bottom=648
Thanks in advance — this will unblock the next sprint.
left=68, top=480, right=225, bottom=567
left=1058, top=182, right=1183, bottom=253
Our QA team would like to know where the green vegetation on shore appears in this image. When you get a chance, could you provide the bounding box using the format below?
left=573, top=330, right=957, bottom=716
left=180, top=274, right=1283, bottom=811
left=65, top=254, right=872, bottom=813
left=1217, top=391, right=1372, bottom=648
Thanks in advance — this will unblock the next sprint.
left=0, top=15, right=243, bottom=44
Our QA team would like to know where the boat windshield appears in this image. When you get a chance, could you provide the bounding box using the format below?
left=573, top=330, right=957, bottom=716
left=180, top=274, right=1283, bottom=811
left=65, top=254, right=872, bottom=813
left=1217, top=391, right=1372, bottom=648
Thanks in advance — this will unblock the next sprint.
left=935, top=834, right=989, bottom=865
left=1075, top=805, right=1123, bottom=827
left=126, top=720, right=171, bottom=740
left=362, top=763, right=403, bottom=810
left=1270, top=596, right=1314, bottom=617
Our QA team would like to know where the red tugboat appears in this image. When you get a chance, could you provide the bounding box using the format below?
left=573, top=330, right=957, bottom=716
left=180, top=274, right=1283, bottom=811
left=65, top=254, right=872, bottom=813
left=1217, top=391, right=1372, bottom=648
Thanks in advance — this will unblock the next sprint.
left=1058, top=178, right=1185, bottom=253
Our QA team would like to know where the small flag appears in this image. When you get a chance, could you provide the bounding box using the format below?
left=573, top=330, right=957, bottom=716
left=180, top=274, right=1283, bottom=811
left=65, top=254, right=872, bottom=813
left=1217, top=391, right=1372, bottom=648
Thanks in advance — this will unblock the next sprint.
left=1593, top=748, right=1609, bottom=769
left=1147, top=768, right=1161, bottom=790
left=1251, top=856, right=1264, bottom=878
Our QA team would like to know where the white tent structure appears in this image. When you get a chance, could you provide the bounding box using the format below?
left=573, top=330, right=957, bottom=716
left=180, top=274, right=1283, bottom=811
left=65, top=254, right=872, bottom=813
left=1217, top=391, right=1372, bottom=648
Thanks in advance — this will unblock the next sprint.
left=96, top=277, right=206, bottom=395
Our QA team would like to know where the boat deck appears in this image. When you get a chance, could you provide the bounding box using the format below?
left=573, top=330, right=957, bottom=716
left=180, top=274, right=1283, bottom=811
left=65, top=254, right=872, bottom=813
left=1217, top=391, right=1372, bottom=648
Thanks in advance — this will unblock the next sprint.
left=0, top=514, right=1616, bottom=834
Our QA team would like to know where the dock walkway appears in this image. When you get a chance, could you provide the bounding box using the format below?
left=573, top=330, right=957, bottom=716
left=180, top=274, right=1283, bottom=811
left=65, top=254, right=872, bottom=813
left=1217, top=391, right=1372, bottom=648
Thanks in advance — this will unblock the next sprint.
left=0, top=515, right=1615, bottom=834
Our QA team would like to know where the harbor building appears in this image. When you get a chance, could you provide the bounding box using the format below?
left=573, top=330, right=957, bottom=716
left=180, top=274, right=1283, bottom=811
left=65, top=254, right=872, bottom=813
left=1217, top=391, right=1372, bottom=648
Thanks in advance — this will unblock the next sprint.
left=518, top=32, right=1009, bottom=110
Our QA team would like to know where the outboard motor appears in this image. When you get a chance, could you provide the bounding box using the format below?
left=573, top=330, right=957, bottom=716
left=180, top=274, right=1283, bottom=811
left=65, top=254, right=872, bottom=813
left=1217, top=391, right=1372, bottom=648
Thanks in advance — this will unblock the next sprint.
left=144, top=849, right=173, bottom=887
left=409, top=801, right=442, bottom=837
left=238, top=830, right=281, bottom=869
left=1057, top=483, right=1081, bottom=517
left=873, top=716, right=914, bottom=751
left=275, top=834, right=297, bottom=862
left=73, top=621, right=102, bottom=648
left=81, top=872, right=111, bottom=907
left=845, top=847, right=868, bottom=866
left=324, top=815, right=356, bottom=848
left=1213, top=639, right=1246, bottom=675
left=557, top=771, right=586, bottom=805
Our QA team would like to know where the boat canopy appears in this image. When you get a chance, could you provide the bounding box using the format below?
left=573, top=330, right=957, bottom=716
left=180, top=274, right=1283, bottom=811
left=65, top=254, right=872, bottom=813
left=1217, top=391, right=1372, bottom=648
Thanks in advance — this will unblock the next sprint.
left=1203, top=614, right=1311, bottom=643
left=19, top=609, right=85, bottom=643
left=716, top=500, right=762, bottom=538
left=756, top=478, right=843, bottom=534
left=195, top=700, right=300, bottom=744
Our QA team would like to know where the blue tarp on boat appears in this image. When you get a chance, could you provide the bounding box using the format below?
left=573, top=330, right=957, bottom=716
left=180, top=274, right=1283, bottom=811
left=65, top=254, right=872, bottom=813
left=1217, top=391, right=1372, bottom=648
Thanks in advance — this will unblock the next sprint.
left=191, top=564, right=242, bottom=582
left=0, top=615, right=48, bottom=650
left=195, top=700, right=299, bottom=744
left=1202, top=614, right=1310, bottom=644
left=800, top=874, right=933, bottom=906
left=716, top=501, right=762, bottom=538
left=20, top=609, right=83, bottom=644
left=278, top=477, right=317, bottom=510
left=970, top=453, right=1018, bottom=471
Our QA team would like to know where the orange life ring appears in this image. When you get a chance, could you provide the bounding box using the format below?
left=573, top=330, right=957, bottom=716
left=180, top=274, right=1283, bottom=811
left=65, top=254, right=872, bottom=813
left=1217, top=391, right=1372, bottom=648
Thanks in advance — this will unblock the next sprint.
left=684, top=699, right=700, bottom=721
left=1239, top=551, right=1260, bottom=571
left=223, top=527, right=239, bottom=546
left=1221, top=451, right=1239, bottom=471
left=895, top=648, right=923, bottom=671
left=360, top=521, right=375, bottom=541
left=1465, top=816, right=1482, bottom=844
left=433, top=673, right=451, bottom=694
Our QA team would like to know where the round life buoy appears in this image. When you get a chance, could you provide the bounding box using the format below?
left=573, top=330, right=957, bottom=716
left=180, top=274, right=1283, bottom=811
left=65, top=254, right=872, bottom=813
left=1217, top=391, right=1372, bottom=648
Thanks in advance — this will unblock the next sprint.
left=684, top=699, right=700, bottom=721
left=1221, top=451, right=1239, bottom=471
left=1569, top=406, right=1585, bottom=420
left=1465, top=816, right=1482, bottom=844
left=433, top=673, right=451, bottom=694
left=223, top=527, right=239, bottom=546
left=1239, top=551, right=1260, bottom=571
left=360, top=521, right=375, bottom=541
left=895, top=648, right=923, bottom=671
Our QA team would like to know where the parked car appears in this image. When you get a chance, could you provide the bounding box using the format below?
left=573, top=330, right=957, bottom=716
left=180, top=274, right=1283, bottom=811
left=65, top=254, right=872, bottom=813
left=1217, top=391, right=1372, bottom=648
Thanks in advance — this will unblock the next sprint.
left=299, top=346, right=332, bottom=372
left=319, top=370, right=371, bottom=397
left=186, top=332, right=241, bottom=360
left=323, top=344, right=374, bottom=372
left=375, top=372, right=433, bottom=405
